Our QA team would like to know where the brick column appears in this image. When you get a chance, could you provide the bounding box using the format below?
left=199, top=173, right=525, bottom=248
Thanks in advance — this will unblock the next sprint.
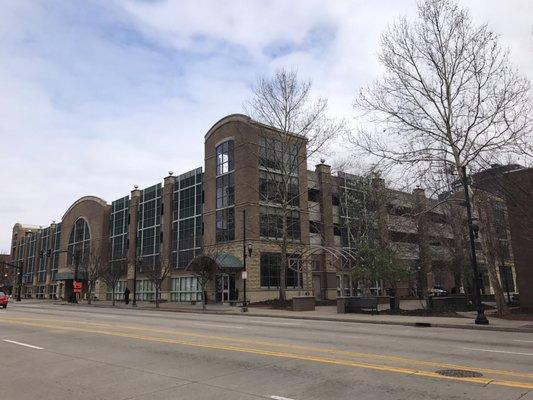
left=127, top=186, right=141, bottom=289
left=316, top=163, right=334, bottom=300
left=161, top=173, right=175, bottom=298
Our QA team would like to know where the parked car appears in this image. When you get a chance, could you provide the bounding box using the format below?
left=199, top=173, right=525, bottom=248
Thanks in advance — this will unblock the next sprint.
left=428, top=286, right=448, bottom=297
left=0, top=291, right=9, bottom=308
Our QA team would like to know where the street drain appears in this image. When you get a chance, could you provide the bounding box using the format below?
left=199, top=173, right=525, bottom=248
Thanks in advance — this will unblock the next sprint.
left=436, top=369, right=483, bottom=378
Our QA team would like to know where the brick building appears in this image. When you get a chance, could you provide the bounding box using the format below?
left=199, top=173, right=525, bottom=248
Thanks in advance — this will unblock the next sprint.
left=8, top=114, right=519, bottom=303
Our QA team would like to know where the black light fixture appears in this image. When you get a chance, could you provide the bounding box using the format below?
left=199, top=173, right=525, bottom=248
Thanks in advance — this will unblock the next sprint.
left=247, top=241, right=253, bottom=257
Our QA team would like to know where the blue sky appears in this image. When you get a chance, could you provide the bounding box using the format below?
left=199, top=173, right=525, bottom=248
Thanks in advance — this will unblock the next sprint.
left=1, top=0, right=531, bottom=250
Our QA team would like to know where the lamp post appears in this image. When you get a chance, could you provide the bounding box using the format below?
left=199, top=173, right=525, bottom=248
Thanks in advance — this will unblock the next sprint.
left=242, top=209, right=253, bottom=312
left=461, top=165, right=489, bottom=325
left=0, top=261, right=23, bottom=301
left=132, top=256, right=141, bottom=307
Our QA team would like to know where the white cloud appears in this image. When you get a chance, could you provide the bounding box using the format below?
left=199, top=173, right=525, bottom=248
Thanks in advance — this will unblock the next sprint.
left=0, top=0, right=531, bottom=250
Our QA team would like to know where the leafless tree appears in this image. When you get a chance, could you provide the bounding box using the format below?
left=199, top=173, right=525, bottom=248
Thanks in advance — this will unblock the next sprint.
left=244, top=68, right=344, bottom=301
left=352, top=0, right=531, bottom=188
left=84, top=253, right=105, bottom=305
left=101, top=259, right=127, bottom=306
left=474, top=190, right=509, bottom=315
left=145, top=258, right=172, bottom=308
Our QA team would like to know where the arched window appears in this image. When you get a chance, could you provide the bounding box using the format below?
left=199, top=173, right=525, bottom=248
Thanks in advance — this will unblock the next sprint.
left=67, top=218, right=91, bottom=266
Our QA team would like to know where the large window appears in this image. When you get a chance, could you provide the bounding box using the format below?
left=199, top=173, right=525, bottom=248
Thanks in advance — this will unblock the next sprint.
left=170, top=276, right=202, bottom=301
left=260, top=252, right=303, bottom=289
left=216, top=173, right=235, bottom=208
left=137, top=184, right=161, bottom=271
left=106, top=280, right=127, bottom=301
left=135, top=279, right=158, bottom=301
left=51, top=224, right=61, bottom=281
left=259, top=136, right=298, bottom=172
left=216, top=140, right=234, bottom=175
left=260, top=206, right=300, bottom=240
left=172, top=168, right=203, bottom=269
left=67, top=218, right=91, bottom=267
left=110, top=196, right=129, bottom=263
left=215, top=140, right=235, bottom=243
left=37, top=228, right=49, bottom=283
left=259, top=171, right=299, bottom=206
left=216, top=208, right=235, bottom=242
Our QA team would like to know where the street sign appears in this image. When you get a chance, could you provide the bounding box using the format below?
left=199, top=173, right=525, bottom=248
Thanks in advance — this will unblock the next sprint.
left=73, top=281, right=82, bottom=293
left=241, top=271, right=247, bottom=280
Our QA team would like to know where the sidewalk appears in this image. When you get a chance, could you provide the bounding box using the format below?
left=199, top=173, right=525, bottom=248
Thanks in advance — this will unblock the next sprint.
left=48, top=300, right=533, bottom=333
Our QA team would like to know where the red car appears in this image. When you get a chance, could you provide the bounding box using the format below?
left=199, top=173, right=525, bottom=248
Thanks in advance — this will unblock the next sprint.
left=0, top=291, right=8, bottom=309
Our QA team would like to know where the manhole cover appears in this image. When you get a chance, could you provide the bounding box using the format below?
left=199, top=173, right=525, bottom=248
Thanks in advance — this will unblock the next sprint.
left=436, top=369, right=483, bottom=378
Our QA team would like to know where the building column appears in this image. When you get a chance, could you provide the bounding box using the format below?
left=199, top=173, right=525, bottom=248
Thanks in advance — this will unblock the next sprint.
left=316, top=162, right=334, bottom=300
left=127, top=186, right=141, bottom=290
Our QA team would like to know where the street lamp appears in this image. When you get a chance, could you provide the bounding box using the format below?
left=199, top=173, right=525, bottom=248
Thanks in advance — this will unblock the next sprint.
left=132, top=256, right=142, bottom=307
left=242, top=209, right=253, bottom=312
left=461, top=165, right=489, bottom=325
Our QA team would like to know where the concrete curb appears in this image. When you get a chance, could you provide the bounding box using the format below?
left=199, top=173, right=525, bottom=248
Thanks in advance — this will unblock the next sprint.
left=50, top=302, right=533, bottom=334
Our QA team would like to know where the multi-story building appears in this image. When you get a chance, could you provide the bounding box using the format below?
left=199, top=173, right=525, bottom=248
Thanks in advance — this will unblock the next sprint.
left=8, top=114, right=518, bottom=303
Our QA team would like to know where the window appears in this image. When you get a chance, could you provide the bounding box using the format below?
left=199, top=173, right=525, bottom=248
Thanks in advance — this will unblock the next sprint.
left=259, top=136, right=298, bottom=172
left=67, top=218, right=91, bottom=268
left=216, top=208, right=235, bottom=242
left=106, top=280, right=126, bottom=301
left=135, top=279, right=158, bottom=301
left=216, top=173, right=234, bottom=208
left=259, top=171, right=299, bottom=206
left=308, top=188, right=320, bottom=203
left=216, top=141, right=235, bottom=243
left=110, top=196, right=129, bottom=262
left=170, top=276, right=202, bottom=301
left=309, top=220, right=321, bottom=234
left=260, top=252, right=303, bottom=289
left=137, top=184, right=161, bottom=270
left=51, top=223, right=61, bottom=281
left=172, top=168, right=203, bottom=268
left=260, top=206, right=300, bottom=240
left=216, top=140, right=234, bottom=175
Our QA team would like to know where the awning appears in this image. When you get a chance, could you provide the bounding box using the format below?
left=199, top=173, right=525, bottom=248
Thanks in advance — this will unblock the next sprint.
left=214, top=254, right=243, bottom=270
left=54, top=272, right=74, bottom=280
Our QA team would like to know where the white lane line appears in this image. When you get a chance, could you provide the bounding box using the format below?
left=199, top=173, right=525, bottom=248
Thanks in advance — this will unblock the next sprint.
left=3, top=339, right=44, bottom=350
left=271, top=396, right=295, bottom=400
left=463, top=347, right=533, bottom=356
left=513, top=339, right=533, bottom=343
left=193, top=323, right=243, bottom=329
left=247, top=319, right=301, bottom=326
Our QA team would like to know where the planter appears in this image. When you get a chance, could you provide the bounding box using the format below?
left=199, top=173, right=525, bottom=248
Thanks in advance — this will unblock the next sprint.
left=428, top=295, right=469, bottom=311
left=292, top=296, right=315, bottom=311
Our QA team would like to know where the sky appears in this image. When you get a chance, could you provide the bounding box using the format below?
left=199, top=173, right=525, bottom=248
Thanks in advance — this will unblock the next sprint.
left=1, top=0, right=531, bottom=251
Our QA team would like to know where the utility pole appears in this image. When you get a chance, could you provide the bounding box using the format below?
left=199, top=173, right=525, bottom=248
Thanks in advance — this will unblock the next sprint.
left=461, top=165, right=489, bottom=325
left=242, top=209, right=248, bottom=312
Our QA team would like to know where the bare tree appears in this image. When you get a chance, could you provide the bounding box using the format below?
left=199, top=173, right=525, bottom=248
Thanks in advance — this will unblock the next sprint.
left=101, top=259, right=127, bottom=306
left=352, top=0, right=531, bottom=185
left=84, top=253, right=105, bottom=305
left=474, top=190, right=509, bottom=316
left=245, top=68, right=344, bottom=301
left=145, top=258, right=172, bottom=308
left=186, top=247, right=222, bottom=311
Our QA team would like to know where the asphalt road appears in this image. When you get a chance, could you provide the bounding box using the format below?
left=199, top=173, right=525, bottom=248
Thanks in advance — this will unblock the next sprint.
left=0, top=302, right=532, bottom=400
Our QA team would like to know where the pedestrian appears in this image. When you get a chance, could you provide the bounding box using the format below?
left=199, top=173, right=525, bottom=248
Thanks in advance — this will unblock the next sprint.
left=124, top=287, right=130, bottom=305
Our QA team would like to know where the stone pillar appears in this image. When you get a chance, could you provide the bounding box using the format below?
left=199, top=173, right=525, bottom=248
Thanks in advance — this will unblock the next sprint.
left=127, top=186, right=141, bottom=289
left=316, top=163, right=334, bottom=300
left=413, top=187, right=431, bottom=296
left=161, top=174, right=175, bottom=265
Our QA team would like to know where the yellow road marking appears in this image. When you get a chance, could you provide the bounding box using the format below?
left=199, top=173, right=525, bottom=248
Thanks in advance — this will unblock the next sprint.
left=4, top=316, right=532, bottom=380
left=1, top=317, right=532, bottom=390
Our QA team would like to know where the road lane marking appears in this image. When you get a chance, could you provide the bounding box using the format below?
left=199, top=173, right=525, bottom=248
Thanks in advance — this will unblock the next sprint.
left=463, top=347, right=533, bottom=356
left=2, top=316, right=533, bottom=380
left=514, top=340, right=533, bottom=343
left=247, top=319, right=301, bottom=326
left=271, top=396, right=295, bottom=400
left=1, top=318, right=532, bottom=390
left=3, top=339, right=43, bottom=350
left=193, top=323, right=243, bottom=329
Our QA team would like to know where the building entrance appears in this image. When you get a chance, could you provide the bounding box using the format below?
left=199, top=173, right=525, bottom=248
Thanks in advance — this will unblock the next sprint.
left=216, top=274, right=236, bottom=302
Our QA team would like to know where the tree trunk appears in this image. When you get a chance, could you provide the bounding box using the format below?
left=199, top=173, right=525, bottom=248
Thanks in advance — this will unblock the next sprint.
left=201, top=282, right=206, bottom=311
left=87, top=281, right=92, bottom=305
left=155, top=286, right=160, bottom=308
left=112, top=287, right=116, bottom=306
